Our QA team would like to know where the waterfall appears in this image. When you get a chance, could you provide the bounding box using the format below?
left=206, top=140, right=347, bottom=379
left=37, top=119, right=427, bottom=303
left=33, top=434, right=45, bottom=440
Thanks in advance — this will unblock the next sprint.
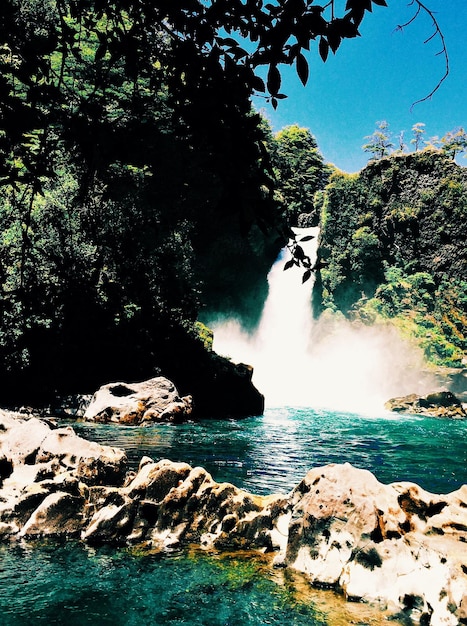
left=210, top=227, right=436, bottom=413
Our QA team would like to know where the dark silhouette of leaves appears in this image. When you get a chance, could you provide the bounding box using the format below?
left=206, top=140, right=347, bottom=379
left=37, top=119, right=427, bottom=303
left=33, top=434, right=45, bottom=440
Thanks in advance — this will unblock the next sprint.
left=296, top=53, right=309, bottom=86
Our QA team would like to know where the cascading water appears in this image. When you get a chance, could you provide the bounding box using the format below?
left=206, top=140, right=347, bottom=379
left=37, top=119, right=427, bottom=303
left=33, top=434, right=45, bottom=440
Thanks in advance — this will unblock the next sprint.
left=210, top=227, right=436, bottom=412
left=209, top=227, right=318, bottom=406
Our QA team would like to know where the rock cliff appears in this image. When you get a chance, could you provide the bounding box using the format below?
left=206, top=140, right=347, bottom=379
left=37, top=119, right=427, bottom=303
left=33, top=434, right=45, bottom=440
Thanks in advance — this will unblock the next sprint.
left=385, top=390, right=467, bottom=419
left=315, top=150, right=467, bottom=370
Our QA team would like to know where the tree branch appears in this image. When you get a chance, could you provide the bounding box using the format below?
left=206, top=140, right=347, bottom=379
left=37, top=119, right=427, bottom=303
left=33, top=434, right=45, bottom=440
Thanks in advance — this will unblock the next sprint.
left=396, top=1, right=449, bottom=109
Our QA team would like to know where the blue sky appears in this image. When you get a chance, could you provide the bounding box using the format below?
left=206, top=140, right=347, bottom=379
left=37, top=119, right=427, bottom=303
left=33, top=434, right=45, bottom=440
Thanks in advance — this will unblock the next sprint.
left=253, top=1, right=467, bottom=173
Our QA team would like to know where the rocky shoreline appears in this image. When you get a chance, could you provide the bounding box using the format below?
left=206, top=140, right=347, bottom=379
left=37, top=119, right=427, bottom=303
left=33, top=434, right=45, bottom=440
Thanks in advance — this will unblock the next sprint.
left=1, top=409, right=466, bottom=625
left=385, top=390, right=467, bottom=419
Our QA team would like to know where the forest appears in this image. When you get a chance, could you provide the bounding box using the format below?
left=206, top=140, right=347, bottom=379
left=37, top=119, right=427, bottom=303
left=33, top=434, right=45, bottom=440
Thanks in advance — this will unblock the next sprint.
left=1, top=0, right=333, bottom=404
left=1, top=0, right=465, bottom=407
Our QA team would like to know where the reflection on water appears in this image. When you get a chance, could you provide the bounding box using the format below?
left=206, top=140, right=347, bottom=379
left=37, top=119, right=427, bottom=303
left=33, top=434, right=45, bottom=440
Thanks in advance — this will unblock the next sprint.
left=72, top=406, right=467, bottom=496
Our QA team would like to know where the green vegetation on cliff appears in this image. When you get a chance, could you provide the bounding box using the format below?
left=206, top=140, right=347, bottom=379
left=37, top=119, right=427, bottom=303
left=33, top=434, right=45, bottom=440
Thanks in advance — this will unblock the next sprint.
left=316, top=150, right=467, bottom=367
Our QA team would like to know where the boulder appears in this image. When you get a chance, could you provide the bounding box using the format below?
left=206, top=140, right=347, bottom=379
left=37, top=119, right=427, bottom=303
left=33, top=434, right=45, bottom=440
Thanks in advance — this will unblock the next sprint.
left=117, top=459, right=290, bottom=552
left=282, top=462, right=467, bottom=626
left=19, top=491, right=85, bottom=538
left=385, top=390, right=467, bottom=419
left=83, top=377, right=193, bottom=425
left=0, top=410, right=127, bottom=539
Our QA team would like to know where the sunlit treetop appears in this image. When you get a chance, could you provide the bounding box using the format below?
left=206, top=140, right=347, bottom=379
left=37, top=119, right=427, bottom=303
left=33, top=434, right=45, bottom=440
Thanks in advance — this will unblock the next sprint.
left=0, top=0, right=448, bottom=189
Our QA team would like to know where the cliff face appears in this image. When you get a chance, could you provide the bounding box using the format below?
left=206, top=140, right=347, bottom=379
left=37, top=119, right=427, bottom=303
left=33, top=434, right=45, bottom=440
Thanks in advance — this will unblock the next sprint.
left=315, top=151, right=467, bottom=368
left=359, top=151, right=467, bottom=280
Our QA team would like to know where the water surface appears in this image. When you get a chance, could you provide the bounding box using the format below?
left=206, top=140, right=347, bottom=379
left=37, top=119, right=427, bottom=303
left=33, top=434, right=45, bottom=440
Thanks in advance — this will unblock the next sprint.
left=73, top=406, right=467, bottom=495
left=1, top=406, right=466, bottom=625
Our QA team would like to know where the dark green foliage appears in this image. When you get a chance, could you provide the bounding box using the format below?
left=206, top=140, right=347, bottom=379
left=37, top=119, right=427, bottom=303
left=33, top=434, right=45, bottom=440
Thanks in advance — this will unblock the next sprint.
left=316, top=151, right=467, bottom=367
left=0, top=2, right=286, bottom=403
left=273, top=125, right=330, bottom=226
left=0, top=0, right=391, bottom=194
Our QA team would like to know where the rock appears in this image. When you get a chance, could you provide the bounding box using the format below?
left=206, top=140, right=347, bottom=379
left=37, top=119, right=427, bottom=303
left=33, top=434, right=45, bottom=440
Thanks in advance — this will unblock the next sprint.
left=1, top=410, right=467, bottom=624
left=385, top=390, right=467, bottom=419
left=83, top=377, right=193, bottom=425
left=0, top=411, right=127, bottom=539
left=83, top=491, right=136, bottom=545
left=35, top=426, right=127, bottom=486
left=118, top=459, right=290, bottom=552
left=283, top=463, right=467, bottom=626
left=165, top=351, right=265, bottom=418
left=19, top=491, right=85, bottom=538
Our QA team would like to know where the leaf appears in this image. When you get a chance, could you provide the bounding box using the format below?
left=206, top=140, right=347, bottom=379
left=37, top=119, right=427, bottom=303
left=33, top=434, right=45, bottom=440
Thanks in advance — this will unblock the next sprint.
left=283, top=259, right=295, bottom=271
left=296, top=53, right=309, bottom=86
left=319, top=37, right=329, bottom=62
left=300, top=235, right=315, bottom=241
left=294, top=245, right=305, bottom=260
left=302, top=269, right=312, bottom=283
left=218, top=37, right=239, bottom=47
left=267, top=64, right=281, bottom=95
left=251, top=75, right=266, bottom=93
left=372, top=0, right=388, bottom=5
left=327, top=30, right=342, bottom=54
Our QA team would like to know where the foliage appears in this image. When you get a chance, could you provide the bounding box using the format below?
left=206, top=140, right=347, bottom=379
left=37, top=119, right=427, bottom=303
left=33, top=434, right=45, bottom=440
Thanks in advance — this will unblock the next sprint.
left=362, top=121, right=394, bottom=160
left=440, top=128, right=467, bottom=160
left=0, top=1, right=292, bottom=400
left=273, top=125, right=330, bottom=225
left=355, top=269, right=467, bottom=367
left=0, top=147, right=204, bottom=396
left=411, top=123, right=426, bottom=152
left=0, top=0, right=394, bottom=191
left=316, top=151, right=467, bottom=368
left=363, top=121, right=467, bottom=163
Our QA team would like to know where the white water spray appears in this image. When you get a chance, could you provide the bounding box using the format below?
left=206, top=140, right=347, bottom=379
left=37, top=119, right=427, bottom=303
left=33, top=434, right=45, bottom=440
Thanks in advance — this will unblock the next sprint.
left=209, top=228, right=436, bottom=413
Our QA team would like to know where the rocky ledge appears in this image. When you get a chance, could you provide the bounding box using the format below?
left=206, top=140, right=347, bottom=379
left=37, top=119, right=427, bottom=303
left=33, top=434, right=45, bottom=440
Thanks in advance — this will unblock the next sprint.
left=1, top=410, right=466, bottom=625
left=385, top=390, right=467, bottom=419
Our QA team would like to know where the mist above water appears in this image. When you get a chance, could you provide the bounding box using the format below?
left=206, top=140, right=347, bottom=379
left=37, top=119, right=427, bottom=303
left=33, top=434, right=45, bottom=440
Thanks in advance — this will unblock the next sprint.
left=209, top=228, right=436, bottom=413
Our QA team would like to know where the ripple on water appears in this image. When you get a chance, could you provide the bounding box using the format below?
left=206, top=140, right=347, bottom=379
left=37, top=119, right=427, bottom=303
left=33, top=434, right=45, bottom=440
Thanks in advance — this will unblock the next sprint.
left=71, top=406, right=467, bottom=495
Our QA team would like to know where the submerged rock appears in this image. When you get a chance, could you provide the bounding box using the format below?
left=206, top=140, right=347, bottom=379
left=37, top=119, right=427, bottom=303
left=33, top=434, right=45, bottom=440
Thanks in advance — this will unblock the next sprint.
left=385, top=390, right=467, bottom=419
left=1, top=409, right=467, bottom=624
left=83, top=377, right=193, bottom=425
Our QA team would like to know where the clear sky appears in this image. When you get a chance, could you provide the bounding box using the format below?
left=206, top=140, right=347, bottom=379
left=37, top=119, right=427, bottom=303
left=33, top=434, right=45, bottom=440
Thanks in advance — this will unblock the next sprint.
left=253, top=1, right=467, bottom=173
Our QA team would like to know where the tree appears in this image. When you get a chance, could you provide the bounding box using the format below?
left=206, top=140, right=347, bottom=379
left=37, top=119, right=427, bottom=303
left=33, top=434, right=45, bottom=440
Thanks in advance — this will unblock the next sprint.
left=440, top=128, right=467, bottom=160
left=396, top=131, right=407, bottom=154
left=362, top=121, right=394, bottom=160
left=273, top=125, right=329, bottom=225
left=411, top=122, right=426, bottom=151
